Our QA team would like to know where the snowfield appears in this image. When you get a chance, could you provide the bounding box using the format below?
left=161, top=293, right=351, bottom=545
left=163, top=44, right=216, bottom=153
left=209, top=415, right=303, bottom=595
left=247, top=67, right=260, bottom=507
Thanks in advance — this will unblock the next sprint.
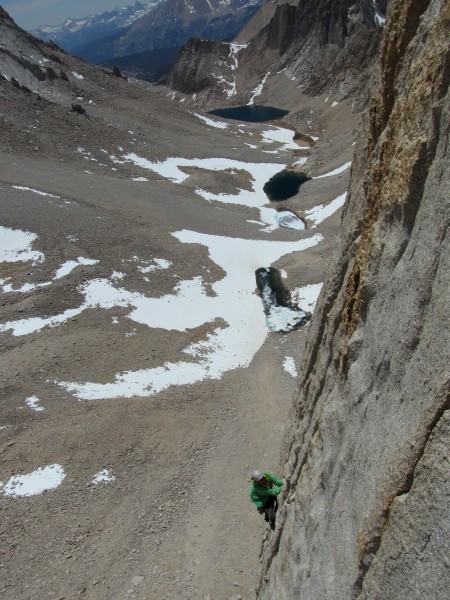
left=1, top=112, right=348, bottom=510
left=2, top=140, right=345, bottom=402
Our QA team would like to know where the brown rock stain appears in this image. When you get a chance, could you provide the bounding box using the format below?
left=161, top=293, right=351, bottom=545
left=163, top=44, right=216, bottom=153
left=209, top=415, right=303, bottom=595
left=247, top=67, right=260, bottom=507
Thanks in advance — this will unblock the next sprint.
left=340, top=0, right=450, bottom=361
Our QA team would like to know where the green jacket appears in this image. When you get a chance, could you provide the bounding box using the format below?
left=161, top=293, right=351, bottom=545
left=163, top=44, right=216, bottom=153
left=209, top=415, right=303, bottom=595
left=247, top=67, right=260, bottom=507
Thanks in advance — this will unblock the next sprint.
left=249, top=472, right=283, bottom=508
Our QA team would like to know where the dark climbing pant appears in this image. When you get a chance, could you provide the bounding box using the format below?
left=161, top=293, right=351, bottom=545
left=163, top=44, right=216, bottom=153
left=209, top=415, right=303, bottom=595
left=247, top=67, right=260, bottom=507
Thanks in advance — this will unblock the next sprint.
left=263, top=496, right=278, bottom=527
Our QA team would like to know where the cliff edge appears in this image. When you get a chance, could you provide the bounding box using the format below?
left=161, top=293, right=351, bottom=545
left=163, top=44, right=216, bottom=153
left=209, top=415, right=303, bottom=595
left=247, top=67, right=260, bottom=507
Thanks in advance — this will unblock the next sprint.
left=258, top=0, right=450, bottom=598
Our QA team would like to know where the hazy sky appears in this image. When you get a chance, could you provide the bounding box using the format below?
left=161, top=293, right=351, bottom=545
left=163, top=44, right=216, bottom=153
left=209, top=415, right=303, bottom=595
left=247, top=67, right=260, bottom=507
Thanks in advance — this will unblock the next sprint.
left=2, top=1, right=139, bottom=30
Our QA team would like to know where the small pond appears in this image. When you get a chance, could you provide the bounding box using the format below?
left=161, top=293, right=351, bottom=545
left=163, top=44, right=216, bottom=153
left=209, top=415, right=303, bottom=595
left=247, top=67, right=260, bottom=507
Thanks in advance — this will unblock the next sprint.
left=208, top=105, right=289, bottom=122
left=263, top=171, right=311, bottom=201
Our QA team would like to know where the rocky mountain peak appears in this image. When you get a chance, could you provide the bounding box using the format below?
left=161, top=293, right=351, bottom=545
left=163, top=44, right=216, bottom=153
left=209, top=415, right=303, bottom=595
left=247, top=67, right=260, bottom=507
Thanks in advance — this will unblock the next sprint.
left=70, top=0, right=266, bottom=63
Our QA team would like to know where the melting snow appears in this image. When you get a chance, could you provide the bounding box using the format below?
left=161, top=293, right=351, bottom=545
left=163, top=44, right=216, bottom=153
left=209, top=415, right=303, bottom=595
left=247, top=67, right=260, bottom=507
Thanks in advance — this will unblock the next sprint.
left=248, top=73, right=270, bottom=105
left=276, top=211, right=305, bottom=230
left=265, top=303, right=309, bottom=333
left=111, top=271, right=125, bottom=280
left=0, top=306, right=86, bottom=336
left=12, top=185, right=60, bottom=199
left=315, top=162, right=351, bottom=179
left=257, top=267, right=310, bottom=333
left=1, top=253, right=98, bottom=294
left=283, top=356, right=298, bottom=378
left=0, top=464, right=65, bottom=497
left=194, top=113, right=228, bottom=129
left=305, top=193, right=347, bottom=228
left=0, top=225, right=44, bottom=264
left=91, top=469, right=116, bottom=484
left=137, top=258, right=171, bottom=273
left=25, top=395, right=44, bottom=412
left=72, top=71, right=84, bottom=79
left=54, top=257, right=99, bottom=279
left=54, top=230, right=322, bottom=399
left=1, top=280, right=51, bottom=294
left=122, top=153, right=286, bottom=229
left=261, top=127, right=307, bottom=151
left=291, top=283, right=323, bottom=312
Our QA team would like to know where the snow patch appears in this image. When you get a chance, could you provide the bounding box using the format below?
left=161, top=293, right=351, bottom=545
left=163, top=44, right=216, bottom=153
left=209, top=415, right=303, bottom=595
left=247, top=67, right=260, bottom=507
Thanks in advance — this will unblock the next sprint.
left=25, top=395, right=44, bottom=412
left=315, top=162, right=351, bottom=179
left=12, top=185, right=60, bottom=199
left=137, top=258, right=171, bottom=273
left=283, top=356, right=298, bottom=378
left=291, top=283, right=323, bottom=313
left=54, top=257, right=99, bottom=279
left=372, top=0, right=386, bottom=26
left=91, top=469, right=116, bottom=484
left=55, top=231, right=322, bottom=399
left=293, top=157, right=308, bottom=167
left=1, top=464, right=65, bottom=497
left=0, top=225, right=44, bottom=264
left=305, top=193, right=347, bottom=228
left=194, top=113, right=228, bottom=129
left=248, top=73, right=269, bottom=105
left=261, top=127, right=308, bottom=151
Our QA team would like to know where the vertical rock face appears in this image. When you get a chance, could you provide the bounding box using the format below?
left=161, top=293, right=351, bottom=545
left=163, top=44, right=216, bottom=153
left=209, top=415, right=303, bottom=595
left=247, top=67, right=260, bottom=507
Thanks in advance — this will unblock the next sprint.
left=258, top=0, right=450, bottom=598
left=167, top=37, right=232, bottom=94
left=269, top=0, right=384, bottom=97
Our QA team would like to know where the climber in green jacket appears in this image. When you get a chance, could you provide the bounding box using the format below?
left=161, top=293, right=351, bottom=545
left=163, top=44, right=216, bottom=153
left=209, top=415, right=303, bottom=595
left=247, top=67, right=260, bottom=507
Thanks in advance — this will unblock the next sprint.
left=250, top=470, right=283, bottom=528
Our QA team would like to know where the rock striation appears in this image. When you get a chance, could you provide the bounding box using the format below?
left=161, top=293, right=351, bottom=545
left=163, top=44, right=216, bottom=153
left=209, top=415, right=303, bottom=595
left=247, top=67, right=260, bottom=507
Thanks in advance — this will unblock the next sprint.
left=257, top=0, right=450, bottom=598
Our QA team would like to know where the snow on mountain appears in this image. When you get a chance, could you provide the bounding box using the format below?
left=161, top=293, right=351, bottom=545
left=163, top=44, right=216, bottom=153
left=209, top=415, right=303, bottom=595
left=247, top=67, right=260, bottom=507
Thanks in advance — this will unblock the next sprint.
left=92, top=0, right=265, bottom=62
left=30, top=1, right=163, bottom=51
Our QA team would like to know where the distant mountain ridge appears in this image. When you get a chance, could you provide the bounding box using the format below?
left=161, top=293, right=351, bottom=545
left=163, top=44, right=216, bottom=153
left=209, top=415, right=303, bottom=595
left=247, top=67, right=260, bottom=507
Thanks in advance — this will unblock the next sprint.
left=70, top=0, right=266, bottom=63
left=30, top=1, right=163, bottom=52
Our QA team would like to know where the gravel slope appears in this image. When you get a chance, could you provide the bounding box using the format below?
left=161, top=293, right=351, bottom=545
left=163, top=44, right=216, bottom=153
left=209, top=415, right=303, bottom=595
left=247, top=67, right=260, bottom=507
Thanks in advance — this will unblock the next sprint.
left=1, top=46, right=358, bottom=599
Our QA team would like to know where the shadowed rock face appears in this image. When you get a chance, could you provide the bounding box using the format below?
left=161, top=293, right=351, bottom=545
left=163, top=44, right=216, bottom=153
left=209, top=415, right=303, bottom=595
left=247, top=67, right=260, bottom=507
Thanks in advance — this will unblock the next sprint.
left=257, top=0, right=450, bottom=598
left=168, top=37, right=232, bottom=94
left=260, top=0, right=383, bottom=96
left=169, top=0, right=385, bottom=104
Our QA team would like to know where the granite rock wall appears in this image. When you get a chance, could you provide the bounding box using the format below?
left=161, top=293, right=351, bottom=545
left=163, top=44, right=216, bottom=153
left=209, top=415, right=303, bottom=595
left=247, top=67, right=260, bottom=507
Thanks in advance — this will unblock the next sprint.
left=257, top=0, right=450, bottom=598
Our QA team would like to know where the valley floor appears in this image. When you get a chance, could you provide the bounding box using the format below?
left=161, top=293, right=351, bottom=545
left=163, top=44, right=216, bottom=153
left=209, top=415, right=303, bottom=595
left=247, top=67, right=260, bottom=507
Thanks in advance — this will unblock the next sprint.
left=0, top=69, right=357, bottom=599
